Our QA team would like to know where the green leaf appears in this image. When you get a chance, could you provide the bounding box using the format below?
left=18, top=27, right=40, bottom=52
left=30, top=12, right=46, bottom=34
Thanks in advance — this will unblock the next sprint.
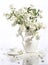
left=27, top=7, right=31, bottom=13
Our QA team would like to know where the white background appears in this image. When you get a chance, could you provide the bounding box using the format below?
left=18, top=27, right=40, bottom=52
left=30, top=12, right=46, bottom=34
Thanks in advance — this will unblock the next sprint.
left=0, top=0, right=48, bottom=65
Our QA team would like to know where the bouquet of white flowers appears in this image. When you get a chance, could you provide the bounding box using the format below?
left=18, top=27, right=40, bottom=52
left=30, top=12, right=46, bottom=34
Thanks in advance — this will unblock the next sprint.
left=5, top=5, right=45, bottom=65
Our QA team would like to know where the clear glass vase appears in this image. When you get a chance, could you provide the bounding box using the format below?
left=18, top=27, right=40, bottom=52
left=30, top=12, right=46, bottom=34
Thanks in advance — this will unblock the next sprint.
left=22, top=30, right=39, bottom=65
left=22, top=30, right=38, bottom=53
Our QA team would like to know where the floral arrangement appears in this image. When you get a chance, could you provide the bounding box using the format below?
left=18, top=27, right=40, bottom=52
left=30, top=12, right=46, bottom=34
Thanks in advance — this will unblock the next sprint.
left=5, top=5, right=44, bottom=40
left=4, top=5, right=45, bottom=64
